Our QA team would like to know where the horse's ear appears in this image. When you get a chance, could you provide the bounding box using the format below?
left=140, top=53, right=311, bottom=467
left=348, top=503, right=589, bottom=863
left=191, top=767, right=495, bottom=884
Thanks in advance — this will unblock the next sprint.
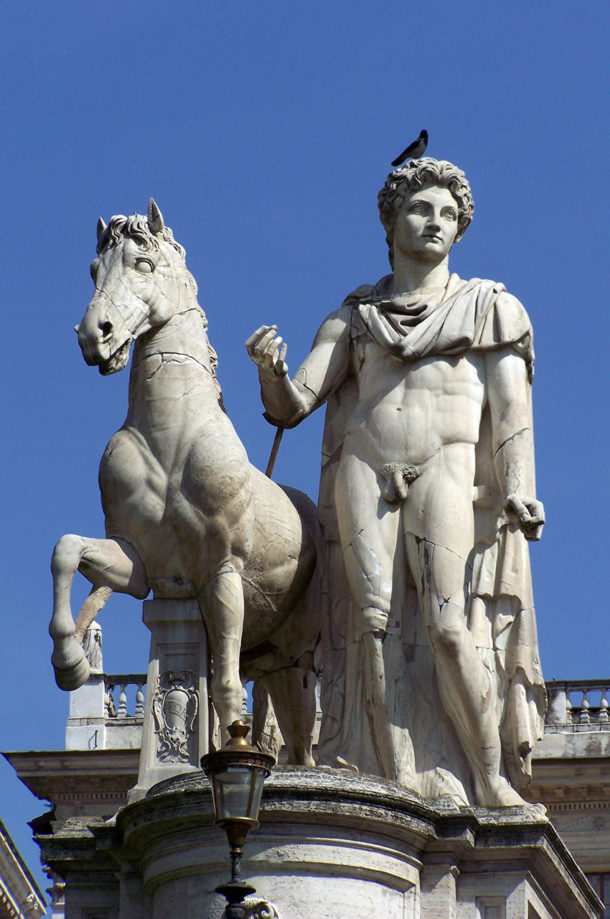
left=96, top=217, right=107, bottom=245
left=147, top=198, right=164, bottom=235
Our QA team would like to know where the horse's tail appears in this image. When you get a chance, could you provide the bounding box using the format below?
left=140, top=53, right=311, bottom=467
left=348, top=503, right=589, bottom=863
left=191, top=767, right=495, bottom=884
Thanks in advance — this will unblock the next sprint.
left=74, top=585, right=113, bottom=645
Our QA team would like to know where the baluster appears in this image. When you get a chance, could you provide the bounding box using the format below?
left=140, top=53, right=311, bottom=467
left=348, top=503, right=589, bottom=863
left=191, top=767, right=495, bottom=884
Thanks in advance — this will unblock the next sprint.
left=118, top=683, right=128, bottom=718
left=580, top=690, right=590, bottom=725
left=599, top=688, right=609, bottom=724
left=565, top=695, right=573, bottom=726
left=135, top=682, right=145, bottom=718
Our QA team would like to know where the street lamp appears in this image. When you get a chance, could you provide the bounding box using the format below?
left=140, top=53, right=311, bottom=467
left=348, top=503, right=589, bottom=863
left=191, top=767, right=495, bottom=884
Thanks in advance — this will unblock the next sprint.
left=201, top=720, right=275, bottom=917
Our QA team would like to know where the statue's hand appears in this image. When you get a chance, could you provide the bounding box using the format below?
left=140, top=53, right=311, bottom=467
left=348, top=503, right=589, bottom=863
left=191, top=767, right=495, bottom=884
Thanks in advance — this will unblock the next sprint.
left=246, top=325, right=288, bottom=377
left=505, top=494, right=545, bottom=541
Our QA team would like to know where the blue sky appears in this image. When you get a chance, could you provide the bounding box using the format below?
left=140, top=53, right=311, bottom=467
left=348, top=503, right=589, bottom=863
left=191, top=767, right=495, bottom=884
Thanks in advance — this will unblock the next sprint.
left=1, top=0, right=608, bottom=896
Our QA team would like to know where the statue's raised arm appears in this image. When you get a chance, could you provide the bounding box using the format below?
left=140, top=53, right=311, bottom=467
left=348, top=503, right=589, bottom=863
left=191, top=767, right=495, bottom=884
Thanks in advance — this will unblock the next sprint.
left=246, top=307, right=351, bottom=428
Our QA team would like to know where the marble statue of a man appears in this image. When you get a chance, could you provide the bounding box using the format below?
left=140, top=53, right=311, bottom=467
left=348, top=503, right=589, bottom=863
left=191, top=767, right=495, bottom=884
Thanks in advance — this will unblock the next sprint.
left=247, top=158, right=546, bottom=807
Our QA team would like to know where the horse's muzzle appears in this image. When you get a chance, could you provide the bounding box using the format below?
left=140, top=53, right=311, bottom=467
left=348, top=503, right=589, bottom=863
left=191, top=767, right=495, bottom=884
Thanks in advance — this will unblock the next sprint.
left=77, top=295, right=133, bottom=373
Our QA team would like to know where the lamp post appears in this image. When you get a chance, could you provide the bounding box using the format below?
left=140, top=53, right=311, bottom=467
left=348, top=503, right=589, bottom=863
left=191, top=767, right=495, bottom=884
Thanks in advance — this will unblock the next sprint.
left=201, top=720, right=275, bottom=918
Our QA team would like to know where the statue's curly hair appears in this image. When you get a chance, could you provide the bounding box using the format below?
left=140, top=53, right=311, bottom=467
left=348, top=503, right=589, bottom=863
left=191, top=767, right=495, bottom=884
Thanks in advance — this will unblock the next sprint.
left=378, top=158, right=474, bottom=268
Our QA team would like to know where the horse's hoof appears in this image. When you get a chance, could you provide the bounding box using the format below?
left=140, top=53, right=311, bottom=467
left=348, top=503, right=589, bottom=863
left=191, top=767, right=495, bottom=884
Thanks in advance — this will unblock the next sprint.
left=53, top=654, right=91, bottom=690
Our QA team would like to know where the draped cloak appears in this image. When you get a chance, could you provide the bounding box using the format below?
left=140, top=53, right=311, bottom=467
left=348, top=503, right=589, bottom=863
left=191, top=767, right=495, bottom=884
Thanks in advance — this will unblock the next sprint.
left=316, top=273, right=546, bottom=799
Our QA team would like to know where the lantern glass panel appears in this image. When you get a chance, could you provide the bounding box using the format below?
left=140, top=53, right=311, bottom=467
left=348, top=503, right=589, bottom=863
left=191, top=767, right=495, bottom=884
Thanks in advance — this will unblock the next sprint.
left=212, top=766, right=266, bottom=821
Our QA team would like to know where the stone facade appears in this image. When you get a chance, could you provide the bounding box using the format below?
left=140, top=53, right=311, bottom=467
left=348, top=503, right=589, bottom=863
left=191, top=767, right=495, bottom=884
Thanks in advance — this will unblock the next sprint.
left=525, top=681, right=610, bottom=911
left=0, top=821, right=45, bottom=919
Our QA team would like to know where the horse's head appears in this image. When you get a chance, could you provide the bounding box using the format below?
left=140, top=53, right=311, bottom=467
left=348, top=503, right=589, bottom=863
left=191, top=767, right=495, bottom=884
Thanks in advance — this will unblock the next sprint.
left=77, top=199, right=194, bottom=374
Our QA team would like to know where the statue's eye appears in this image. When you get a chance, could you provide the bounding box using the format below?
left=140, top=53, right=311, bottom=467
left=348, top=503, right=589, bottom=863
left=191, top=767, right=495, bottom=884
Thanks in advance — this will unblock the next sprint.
left=90, top=259, right=99, bottom=281
left=135, top=258, right=155, bottom=273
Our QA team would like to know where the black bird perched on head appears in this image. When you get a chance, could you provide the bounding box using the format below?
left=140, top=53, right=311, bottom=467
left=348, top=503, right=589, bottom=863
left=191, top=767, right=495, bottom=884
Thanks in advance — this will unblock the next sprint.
left=391, top=130, right=428, bottom=167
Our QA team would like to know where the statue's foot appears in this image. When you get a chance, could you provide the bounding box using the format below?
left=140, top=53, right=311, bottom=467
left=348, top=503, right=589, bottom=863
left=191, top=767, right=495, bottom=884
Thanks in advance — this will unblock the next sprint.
left=335, top=757, right=359, bottom=773
left=52, top=641, right=91, bottom=690
left=476, top=774, right=546, bottom=815
left=489, top=784, right=528, bottom=807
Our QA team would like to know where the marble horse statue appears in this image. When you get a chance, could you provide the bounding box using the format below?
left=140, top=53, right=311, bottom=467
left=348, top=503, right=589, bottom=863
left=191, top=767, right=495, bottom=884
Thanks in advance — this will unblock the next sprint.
left=49, top=200, right=319, bottom=761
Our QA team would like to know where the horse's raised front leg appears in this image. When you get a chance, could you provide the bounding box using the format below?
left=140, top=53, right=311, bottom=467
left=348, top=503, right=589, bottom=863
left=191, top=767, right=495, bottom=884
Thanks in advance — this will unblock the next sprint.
left=199, top=565, right=245, bottom=745
left=50, top=534, right=148, bottom=690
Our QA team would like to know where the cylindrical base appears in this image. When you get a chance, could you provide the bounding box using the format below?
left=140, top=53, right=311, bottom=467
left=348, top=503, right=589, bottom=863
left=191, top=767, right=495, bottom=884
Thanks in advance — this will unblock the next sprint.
left=40, top=767, right=602, bottom=919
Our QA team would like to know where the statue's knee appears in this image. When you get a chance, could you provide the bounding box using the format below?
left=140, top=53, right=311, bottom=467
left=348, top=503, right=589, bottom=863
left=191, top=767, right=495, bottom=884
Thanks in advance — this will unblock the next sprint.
left=51, top=534, right=83, bottom=576
left=427, top=618, right=464, bottom=656
left=211, top=671, right=241, bottom=706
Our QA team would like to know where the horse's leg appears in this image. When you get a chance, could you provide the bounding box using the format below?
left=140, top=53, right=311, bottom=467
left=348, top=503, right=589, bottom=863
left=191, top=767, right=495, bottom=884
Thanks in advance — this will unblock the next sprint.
left=199, top=566, right=245, bottom=744
left=262, top=667, right=316, bottom=766
left=50, top=534, right=147, bottom=690
left=251, top=679, right=282, bottom=760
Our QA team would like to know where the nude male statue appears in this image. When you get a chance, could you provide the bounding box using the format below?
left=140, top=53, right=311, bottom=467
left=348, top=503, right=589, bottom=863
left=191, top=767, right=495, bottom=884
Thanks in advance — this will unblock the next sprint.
left=247, top=158, right=545, bottom=807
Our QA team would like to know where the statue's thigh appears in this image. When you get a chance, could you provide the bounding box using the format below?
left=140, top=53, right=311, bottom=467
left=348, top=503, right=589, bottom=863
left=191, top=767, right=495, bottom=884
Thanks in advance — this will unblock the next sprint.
left=335, top=454, right=400, bottom=609
left=335, top=454, right=397, bottom=550
left=403, top=474, right=474, bottom=604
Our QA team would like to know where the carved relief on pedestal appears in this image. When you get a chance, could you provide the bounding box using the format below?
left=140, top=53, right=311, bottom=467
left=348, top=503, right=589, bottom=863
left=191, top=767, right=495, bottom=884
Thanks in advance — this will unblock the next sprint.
left=152, top=670, right=199, bottom=762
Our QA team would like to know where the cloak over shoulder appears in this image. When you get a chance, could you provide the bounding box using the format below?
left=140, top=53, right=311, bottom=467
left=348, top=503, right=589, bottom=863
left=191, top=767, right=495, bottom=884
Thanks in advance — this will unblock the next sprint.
left=352, top=272, right=534, bottom=376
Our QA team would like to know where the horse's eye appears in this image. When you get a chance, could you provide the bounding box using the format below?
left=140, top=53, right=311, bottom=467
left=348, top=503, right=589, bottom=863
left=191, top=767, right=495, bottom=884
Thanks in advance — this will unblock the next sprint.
left=90, top=260, right=99, bottom=281
left=135, top=258, right=154, bottom=273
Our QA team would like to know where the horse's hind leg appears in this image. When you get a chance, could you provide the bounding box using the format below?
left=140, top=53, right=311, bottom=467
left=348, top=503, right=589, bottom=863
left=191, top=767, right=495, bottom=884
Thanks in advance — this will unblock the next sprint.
left=261, top=667, right=316, bottom=766
left=50, top=534, right=147, bottom=690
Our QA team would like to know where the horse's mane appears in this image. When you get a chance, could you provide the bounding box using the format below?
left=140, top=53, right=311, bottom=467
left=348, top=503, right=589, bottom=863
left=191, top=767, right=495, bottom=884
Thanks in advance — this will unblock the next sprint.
left=98, top=213, right=225, bottom=409
left=97, top=213, right=186, bottom=259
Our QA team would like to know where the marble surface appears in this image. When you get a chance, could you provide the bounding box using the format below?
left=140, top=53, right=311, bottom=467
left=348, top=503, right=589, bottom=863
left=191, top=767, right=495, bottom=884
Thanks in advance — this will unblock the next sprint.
left=49, top=200, right=321, bottom=760
left=248, top=159, right=547, bottom=807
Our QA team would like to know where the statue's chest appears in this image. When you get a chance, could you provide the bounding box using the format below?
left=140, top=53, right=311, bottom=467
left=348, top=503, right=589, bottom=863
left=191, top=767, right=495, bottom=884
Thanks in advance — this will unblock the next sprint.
left=351, top=329, right=486, bottom=400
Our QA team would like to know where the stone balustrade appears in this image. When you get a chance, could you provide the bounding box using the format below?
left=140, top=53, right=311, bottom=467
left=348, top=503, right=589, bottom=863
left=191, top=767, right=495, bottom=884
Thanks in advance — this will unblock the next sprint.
left=545, top=679, right=610, bottom=731
left=104, top=674, right=147, bottom=721
left=100, top=676, right=610, bottom=734
left=68, top=671, right=610, bottom=755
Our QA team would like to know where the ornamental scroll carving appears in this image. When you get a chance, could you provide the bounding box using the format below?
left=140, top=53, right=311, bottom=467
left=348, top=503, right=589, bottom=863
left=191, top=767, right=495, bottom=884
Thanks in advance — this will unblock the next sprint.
left=152, top=670, right=199, bottom=762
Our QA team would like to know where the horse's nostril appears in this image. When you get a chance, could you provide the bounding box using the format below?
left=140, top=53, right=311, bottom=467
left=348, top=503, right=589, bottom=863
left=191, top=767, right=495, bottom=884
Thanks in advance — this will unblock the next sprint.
left=100, top=321, right=113, bottom=339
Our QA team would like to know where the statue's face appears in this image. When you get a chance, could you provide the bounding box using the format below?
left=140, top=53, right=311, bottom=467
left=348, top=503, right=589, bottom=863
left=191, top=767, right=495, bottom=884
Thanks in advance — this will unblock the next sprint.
left=393, top=185, right=459, bottom=264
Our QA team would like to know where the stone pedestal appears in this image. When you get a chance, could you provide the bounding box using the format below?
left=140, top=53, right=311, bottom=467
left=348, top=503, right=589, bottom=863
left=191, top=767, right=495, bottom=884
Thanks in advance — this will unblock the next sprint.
left=65, top=673, right=107, bottom=751
left=130, top=598, right=210, bottom=798
left=38, top=768, right=602, bottom=919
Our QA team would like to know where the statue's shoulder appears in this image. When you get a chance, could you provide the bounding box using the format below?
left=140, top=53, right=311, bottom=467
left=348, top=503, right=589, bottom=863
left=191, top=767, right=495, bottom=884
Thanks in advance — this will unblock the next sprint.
left=340, top=282, right=378, bottom=308
left=462, top=276, right=532, bottom=329
left=339, top=277, right=392, bottom=336
left=493, top=286, right=532, bottom=335
left=466, top=275, right=526, bottom=305
left=460, top=277, right=534, bottom=375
